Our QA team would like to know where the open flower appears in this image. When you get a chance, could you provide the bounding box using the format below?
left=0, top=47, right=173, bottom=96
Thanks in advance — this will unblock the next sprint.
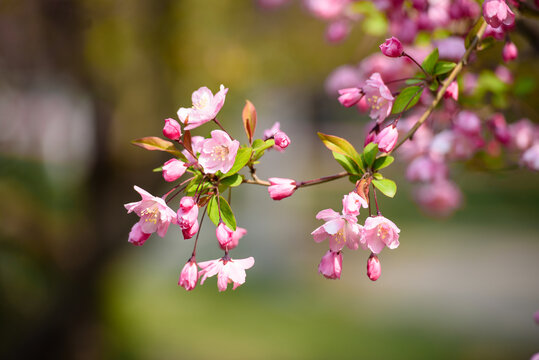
left=360, top=216, right=400, bottom=254
left=177, top=85, right=228, bottom=130
left=124, top=186, right=177, bottom=237
left=177, top=196, right=199, bottom=239
left=482, top=0, right=514, bottom=28
left=198, top=256, right=255, bottom=292
left=318, top=250, right=343, bottom=280
left=311, top=208, right=362, bottom=251
left=198, top=130, right=240, bottom=174
left=363, top=72, right=394, bottom=121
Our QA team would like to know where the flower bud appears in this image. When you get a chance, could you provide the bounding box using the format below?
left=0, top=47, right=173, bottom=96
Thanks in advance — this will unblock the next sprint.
left=318, top=250, right=342, bottom=280
left=128, top=222, right=151, bottom=246
left=367, top=253, right=381, bottom=281
left=162, top=158, right=187, bottom=182
left=268, top=178, right=296, bottom=200
left=163, top=118, right=182, bottom=141
left=182, top=220, right=199, bottom=240
left=216, top=222, right=246, bottom=251
left=482, top=0, right=515, bottom=28
left=444, top=81, right=459, bottom=101
left=178, top=259, right=198, bottom=291
left=179, top=196, right=196, bottom=212
left=338, top=87, right=363, bottom=107
left=379, top=37, right=404, bottom=57
left=375, top=125, right=398, bottom=153
left=177, top=197, right=199, bottom=230
left=502, top=41, right=517, bottom=62
left=274, top=131, right=291, bottom=150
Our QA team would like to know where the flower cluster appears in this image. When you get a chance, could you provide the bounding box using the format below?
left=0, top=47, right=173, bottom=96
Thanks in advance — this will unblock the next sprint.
left=125, top=85, right=291, bottom=291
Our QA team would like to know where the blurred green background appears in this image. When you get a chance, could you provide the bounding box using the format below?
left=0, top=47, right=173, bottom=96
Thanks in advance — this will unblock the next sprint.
left=0, top=0, right=538, bottom=359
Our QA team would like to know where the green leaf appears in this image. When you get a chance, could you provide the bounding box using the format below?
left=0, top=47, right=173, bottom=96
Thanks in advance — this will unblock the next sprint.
left=363, top=143, right=378, bottom=167
left=349, top=175, right=361, bottom=183
left=220, top=174, right=243, bottom=188
left=252, top=139, right=275, bottom=161
left=152, top=166, right=163, bottom=172
left=223, top=147, right=252, bottom=177
left=428, top=79, right=439, bottom=92
left=372, top=156, right=394, bottom=171
left=433, top=61, right=456, bottom=76
left=421, top=48, right=439, bottom=75
left=184, top=176, right=211, bottom=196
left=391, top=86, right=424, bottom=114
left=332, top=152, right=362, bottom=175
left=405, top=78, right=424, bottom=85
left=317, top=132, right=363, bottom=170
left=131, top=137, right=186, bottom=161
left=372, top=178, right=397, bottom=198
left=372, top=172, right=383, bottom=180
left=207, top=196, right=236, bottom=230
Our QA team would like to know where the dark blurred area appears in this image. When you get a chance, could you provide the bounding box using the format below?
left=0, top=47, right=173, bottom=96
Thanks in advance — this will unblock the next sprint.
left=0, top=1, right=538, bottom=359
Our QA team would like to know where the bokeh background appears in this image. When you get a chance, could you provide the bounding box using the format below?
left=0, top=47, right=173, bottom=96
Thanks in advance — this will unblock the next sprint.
left=1, top=0, right=538, bottom=359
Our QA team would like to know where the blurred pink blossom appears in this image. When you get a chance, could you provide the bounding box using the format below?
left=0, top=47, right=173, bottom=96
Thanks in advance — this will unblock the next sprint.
left=521, top=143, right=539, bottom=171
left=502, top=41, right=518, bottom=62
left=415, top=180, right=462, bottom=217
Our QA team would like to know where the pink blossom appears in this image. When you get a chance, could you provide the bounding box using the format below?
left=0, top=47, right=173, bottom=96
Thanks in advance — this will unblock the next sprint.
left=177, top=85, right=228, bottom=130
left=364, top=130, right=376, bottom=147
left=502, top=41, right=518, bottom=62
left=162, top=118, right=182, bottom=141
left=312, top=208, right=362, bottom=251
left=379, top=37, right=404, bottom=58
left=389, top=16, right=418, bottom=44
left=495, top=65, right=513, bottom=84
left=268, top=178, right=297, bottom=200
left=198, top=256, right=255, bottom=292
left=531, top=353, right=539, bottom=360
left=363, top=73, right=394, bottom=121
left=263, top=121, right=281, bottom=140
left=444, top=81, right=459, bottom=101
left=274, top=131, right=291, bottom=150
left=162, top=158, right=187, bottom=182
left=366, top=253, right=381, bottom=281
left=454, top=110, right=481, bottom=136
left=398, top=115, right=433, bottom=160
left=124, top=186, right=177, bottom=237
left=128, top=222, right=151, bottom=246
left=182, top=135, right=205, bottom=162
left=415, top=180, right=462, bottom=217
left=342, top=192, right=368, bottom=216
left=483, top=0, right=515, bottom=28
left=487, top=113, right=511, bottom=145
left=303, top=0, right=350, bottom=20
left=326, top=20, right=350, bottom=43
left=375, top=124, right=398, bottom=153
left=429, top=129, right=455, bottom=159
left=359, top=53, right=415, bottom=83
left=177, top=196, right=199, bottom=239
left=406, top=155, right=448, bottom=183
left=450, top=0, right=481, bottom=19
left=325, top=65, right=363, bottom=96
left=198, top=130, right=240, bottom=174
left=435, top=37, right=466, bottom=61
left=216, top=222, right=247, bottom=251
left=338, top=87, right=363, bottom=107
left=178, top=259, right=198, bottom=291
left=360, top=216, right=400, bottom=254
left=484, top=24, right=506, bottom=40
left=510, top=118, right=534, bottom=150
left=463, top=73, right=478, bottom=95
left=521, top=143, right=539, bottom=171
left=318, top=250, right=342, bottom=279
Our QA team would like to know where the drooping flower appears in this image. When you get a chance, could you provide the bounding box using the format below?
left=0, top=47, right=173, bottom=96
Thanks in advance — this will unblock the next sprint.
left=379, top=37, right=404, bottom=57
left=363, top=72, right=394, bottom=121
left=318, top=250, right=342, bottom=279
left=360, top=215, right=400, bottom=254
left=482, top=0, right=515, bottom=28
left=375, top=124, right=399, bottom=152
left=366, top=253, right=381, bottom=281
left=342, top=191, right=368, bottom=216
left=124, top=186, right=177, bottom=237
left=177, top=85, right=228, bottom=130
left=128, top=222, right=151, bottom=246
left=502, top=41, right=518, bottom=62
left=198, top=256, right=255, bottom=292
left=177, top=196, right=199, bottom=239
left=198, top=130, right=240, bottom=174
left=312, top=208, right=362, bottom=251
left=162, top=158, right=187, bottom=182
left=178, top=258, right=198, bottom=291
left=268, top=178, right=297, bottom=200
left=216, top=223, right=247, bottom=251
left=162, top=118, right=182, bottom=141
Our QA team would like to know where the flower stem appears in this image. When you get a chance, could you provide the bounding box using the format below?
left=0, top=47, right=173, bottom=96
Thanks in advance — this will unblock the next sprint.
left=372, top=185, right=381, bottom=216
left=402, top=52, right=431, bottom=80
left=390, top=18, right=488, bottom=154
left=296, top=171, right=348, bottom=188
left=213, top=118, right=234, bottom=140
left=191, top=206, right=206, bottom=257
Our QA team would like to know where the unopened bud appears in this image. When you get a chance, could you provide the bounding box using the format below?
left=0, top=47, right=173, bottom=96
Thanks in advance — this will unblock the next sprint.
left=274, top=131, right=290, bottom=150
left=379, top=37, right=404, bottom=57
left=163, top=118, right=182, bottom=141
left=367, top=254, right=381, bottom=281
